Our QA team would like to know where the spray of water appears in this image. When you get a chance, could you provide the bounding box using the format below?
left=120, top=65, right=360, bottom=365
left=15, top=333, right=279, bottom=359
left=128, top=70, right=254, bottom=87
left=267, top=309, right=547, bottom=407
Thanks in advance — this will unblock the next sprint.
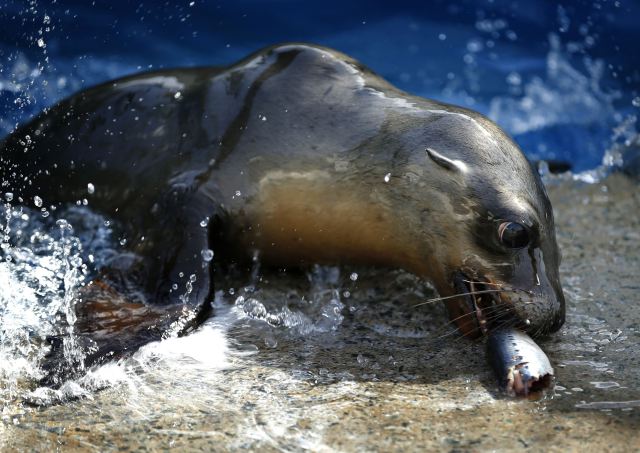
left=0, top=203, right=111, bottom=406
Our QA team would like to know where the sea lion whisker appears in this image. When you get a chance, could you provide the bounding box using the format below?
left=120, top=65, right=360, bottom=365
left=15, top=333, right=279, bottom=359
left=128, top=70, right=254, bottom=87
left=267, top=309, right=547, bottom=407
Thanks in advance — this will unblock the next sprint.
left=439, top=306, right=491, bottom=327
left=462, top=279, right=504, bottom=288
left=461, top=279, right=535, bottom=296
left=429, top=314, right=480, bottom=341
left=481, top=310, right=516, bottom=325
left=444, top=303, right=509, bottom=325
left=433, top=324, right=471, bottom=342
left=435, top=317, right=495, bottom=343
left=428, top=300, right=517, bottom=342
left=432, top=305, right=510, bottom=340
left=491, top=317, right=519, bottom=333
left=413, top=288, right=523, bottom=308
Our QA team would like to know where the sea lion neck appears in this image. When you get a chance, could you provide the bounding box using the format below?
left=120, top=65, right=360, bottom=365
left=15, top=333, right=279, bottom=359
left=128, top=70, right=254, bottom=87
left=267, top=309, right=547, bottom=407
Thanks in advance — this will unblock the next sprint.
left=240, top=169, right=429, bottom=273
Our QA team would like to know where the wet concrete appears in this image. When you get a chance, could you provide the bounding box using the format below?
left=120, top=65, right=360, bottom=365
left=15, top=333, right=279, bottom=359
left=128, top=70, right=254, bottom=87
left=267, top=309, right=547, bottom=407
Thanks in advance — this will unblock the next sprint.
left=1, top=173, right=639, bottom=452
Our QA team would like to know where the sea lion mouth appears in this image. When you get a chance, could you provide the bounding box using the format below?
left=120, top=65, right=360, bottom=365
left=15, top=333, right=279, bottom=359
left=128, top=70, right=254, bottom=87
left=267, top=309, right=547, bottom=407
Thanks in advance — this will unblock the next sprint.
left=452, top=271, right=518, bottom=337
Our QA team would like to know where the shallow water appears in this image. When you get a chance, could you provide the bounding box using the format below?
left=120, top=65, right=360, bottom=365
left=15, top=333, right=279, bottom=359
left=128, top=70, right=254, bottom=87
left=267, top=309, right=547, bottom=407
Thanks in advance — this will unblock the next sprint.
left=0, top=173, right=638, bottom=451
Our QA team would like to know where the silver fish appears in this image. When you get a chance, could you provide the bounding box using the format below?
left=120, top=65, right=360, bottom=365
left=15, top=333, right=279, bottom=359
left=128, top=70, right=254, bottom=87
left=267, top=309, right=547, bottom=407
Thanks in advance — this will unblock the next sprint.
left=487, top=327, right=555, bottom=396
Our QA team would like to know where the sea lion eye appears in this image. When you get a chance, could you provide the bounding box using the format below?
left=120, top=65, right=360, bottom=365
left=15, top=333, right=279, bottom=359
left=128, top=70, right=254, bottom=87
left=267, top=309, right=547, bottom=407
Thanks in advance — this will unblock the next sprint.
left=498, top=222, right=529, bottom=248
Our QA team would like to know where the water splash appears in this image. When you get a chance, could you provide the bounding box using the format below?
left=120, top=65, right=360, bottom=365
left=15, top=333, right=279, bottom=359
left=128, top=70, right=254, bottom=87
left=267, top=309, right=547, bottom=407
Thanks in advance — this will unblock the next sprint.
left=0, top=203, right=117, bottom=406
left=0, top=202, right=356, bottom=407
left=489, top=34, right=619, bottom=136
left=234, top=265, right=345, bottom=336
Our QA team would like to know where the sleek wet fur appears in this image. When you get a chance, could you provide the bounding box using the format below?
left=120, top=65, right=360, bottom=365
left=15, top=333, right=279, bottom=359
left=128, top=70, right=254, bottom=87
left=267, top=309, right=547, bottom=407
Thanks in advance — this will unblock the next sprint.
left=0, top=44, right=565, bottom=384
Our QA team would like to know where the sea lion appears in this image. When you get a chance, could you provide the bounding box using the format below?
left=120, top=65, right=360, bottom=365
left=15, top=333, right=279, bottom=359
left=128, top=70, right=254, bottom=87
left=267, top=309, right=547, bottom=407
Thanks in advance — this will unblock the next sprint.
left=0, top=43, right=565, bottom=382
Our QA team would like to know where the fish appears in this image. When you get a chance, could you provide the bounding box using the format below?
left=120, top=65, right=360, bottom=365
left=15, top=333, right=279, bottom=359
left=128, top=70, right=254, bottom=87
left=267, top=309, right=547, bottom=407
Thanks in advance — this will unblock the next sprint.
left=487, top=327, right=555, bottom=397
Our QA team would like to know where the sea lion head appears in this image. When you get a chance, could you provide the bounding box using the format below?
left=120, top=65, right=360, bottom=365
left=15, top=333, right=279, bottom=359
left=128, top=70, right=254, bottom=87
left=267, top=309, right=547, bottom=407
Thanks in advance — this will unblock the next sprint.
left=391, top=104, right=565, bottom=338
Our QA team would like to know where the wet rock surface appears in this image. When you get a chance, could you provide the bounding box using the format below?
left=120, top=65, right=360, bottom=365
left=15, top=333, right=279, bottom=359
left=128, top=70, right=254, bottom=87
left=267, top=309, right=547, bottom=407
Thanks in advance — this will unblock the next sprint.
left=1, top=174, right=640, bottom=451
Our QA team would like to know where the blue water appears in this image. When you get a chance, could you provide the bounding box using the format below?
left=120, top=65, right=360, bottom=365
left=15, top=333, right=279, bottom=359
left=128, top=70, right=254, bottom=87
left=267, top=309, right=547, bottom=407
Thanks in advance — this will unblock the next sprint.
left=1, top=0, right=639, bottom=171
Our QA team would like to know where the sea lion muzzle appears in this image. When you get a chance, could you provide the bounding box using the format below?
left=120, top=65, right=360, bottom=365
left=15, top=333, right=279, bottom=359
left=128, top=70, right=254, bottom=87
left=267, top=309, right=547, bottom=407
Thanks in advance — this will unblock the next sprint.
left=445, top=233, right=565, bottom=339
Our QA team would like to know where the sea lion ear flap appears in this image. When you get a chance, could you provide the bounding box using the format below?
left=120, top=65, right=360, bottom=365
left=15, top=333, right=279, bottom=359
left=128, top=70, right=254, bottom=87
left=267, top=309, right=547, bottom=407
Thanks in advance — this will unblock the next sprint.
left=426, top=147, right=468, bottom=173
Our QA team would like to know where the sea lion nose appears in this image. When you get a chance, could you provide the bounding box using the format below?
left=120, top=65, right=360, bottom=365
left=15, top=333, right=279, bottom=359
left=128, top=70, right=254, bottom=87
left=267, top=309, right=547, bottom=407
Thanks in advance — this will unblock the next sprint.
left=547, top=289, right=566, bottom=333
left=513, top=285, right=565, bottom=337
left=504, top=245, right=565, bottom=337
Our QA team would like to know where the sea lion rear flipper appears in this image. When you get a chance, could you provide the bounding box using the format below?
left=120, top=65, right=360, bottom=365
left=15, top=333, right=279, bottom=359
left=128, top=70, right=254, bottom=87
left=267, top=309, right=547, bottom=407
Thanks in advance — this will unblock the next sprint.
left=39, top=279, right=182, bottom=387
left=40, top=188, right=222, bottom=386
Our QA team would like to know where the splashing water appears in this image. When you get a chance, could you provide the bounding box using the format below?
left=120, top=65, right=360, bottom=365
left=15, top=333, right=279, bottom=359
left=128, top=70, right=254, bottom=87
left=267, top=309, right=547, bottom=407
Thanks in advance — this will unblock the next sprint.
left=0, top=203, right=115, bottom=405
left=234, top=265, right=345, bottom=337
left=485, top=33, right=629, bottom=173
left=488, top=34, right=620, bottom=136
left=0, top=192, right=356, bottom=408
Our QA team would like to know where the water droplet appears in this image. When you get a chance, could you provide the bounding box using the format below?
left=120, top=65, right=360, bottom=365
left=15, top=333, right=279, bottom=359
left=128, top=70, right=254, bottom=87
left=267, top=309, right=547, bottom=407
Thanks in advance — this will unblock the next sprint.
left=87, top=183, right=95, bottom=194
left=466, top=38, right=483, bottom=53
left=557, top=5, right=570, bottom=33
left=33, top=196, right=42, bottom=207
left=350, top=272, right=358, bottom=281
left=234, top=190, right=241, bottom=197
left=506, top=72, right=522, bottom=86
left=632, top=97, right=640, bottom=107
left=201, top=248, right=214, bottom=262
left=36, top=38, right=45, bottom=48
left=174, top=91, right=182, bottom=99
left=200, top=217, right=209, bottom=228
left=264, top=335, right=278, bottom=348
left=438, top=33, right=447, bottom=41
left=384, top=173, right=391, bottom=183
left=4, top=192, right=13, bottom=202
left=240, top=297, right=267, bottom=319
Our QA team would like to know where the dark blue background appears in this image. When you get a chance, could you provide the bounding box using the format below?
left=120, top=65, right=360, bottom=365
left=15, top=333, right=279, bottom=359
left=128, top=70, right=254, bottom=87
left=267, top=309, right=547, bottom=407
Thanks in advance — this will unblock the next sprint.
left=1, top=0, right=639, bottom=171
